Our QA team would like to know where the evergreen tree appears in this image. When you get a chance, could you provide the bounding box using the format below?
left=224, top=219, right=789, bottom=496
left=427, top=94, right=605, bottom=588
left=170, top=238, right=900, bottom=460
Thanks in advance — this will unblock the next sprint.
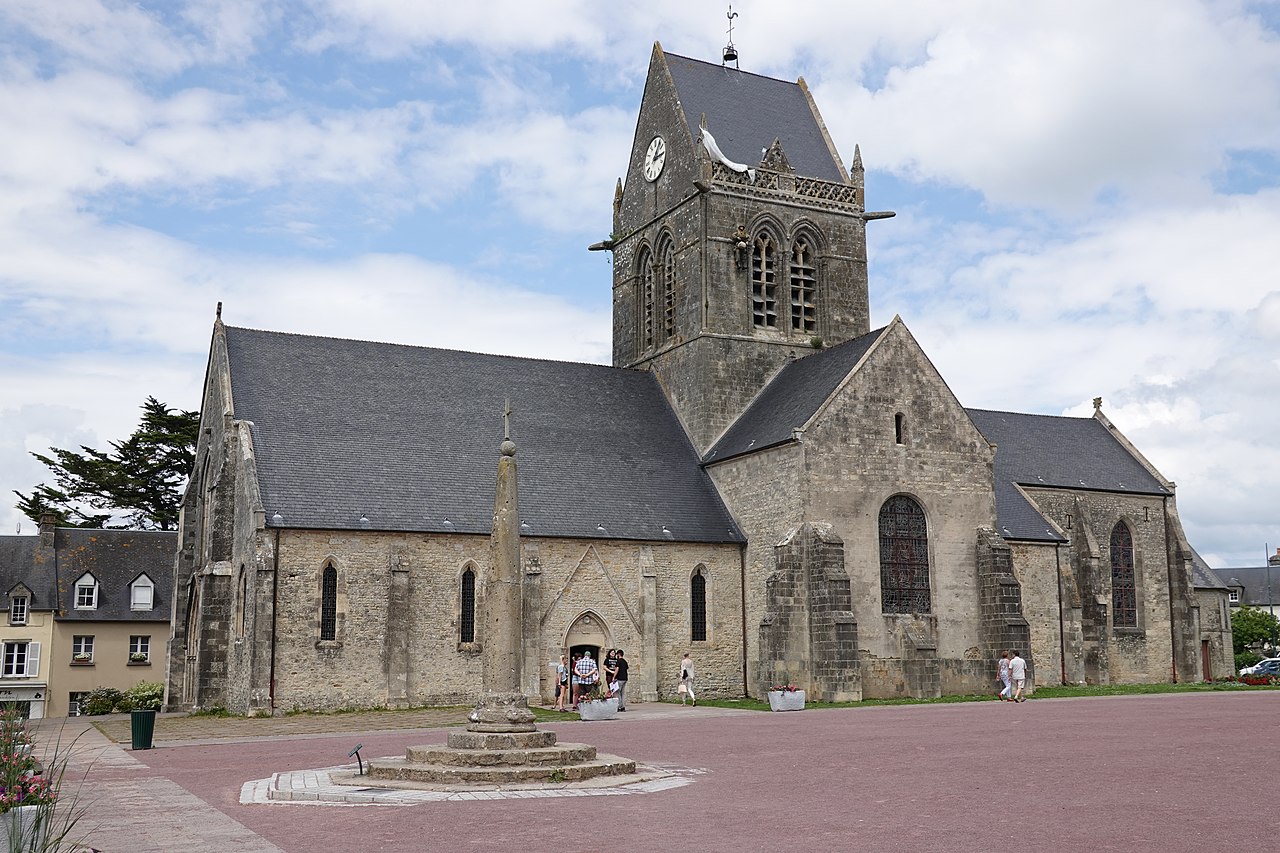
left=14, top=397, right=199, bottom=530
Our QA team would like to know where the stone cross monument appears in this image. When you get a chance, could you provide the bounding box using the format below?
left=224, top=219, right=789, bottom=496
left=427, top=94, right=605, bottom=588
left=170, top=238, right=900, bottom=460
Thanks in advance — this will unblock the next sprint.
left=470, top=399, right=536, bottom=731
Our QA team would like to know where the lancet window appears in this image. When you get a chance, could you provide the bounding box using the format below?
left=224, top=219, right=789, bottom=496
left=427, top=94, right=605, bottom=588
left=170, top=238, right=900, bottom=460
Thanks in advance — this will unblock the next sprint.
left=319, top=565, right=337, bottom=641
left=638, top=248, right=655, bottom=352
left=1110, top=522, right=1137, bottom=628
left=460, top=566, right=476, bottom=643
left=789, top=235, right=817, bottom=333
left=691, top=567, right=707, bottom=642
left=751, top=233, right=778, bottom=328
left=660, top=239, right=676, bottom=341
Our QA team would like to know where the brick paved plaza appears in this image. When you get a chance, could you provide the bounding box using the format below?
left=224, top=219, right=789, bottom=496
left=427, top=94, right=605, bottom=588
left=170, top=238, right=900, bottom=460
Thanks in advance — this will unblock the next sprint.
left=52, top=692, right=1273, bottom=852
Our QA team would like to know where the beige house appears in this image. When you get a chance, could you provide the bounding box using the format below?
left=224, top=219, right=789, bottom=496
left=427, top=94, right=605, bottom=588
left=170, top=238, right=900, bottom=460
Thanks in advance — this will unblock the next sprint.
left=0, top=518, right=173, bottom=717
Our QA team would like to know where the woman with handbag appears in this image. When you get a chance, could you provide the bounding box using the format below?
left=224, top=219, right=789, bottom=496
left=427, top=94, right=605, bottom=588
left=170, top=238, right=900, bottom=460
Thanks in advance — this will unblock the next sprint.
left=554, top=654, right=570, bottom=711
left=679, top=652, right=696, bottom=706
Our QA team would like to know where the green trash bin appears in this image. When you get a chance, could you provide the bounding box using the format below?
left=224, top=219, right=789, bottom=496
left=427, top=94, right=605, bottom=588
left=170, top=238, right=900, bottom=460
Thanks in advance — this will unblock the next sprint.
left=130, top=708, right=157, bottom=750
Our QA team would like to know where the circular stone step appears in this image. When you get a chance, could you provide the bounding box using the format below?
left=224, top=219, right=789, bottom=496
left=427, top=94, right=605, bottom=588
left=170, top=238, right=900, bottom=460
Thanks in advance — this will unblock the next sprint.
left=367, top=754, right=637, bottom=786
left=446, top=730, right=558, bottom=750
left=405, top=743, right=597, bottom=767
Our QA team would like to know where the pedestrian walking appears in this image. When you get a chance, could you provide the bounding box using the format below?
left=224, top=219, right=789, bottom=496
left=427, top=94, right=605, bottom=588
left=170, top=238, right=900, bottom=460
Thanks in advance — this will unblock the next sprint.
left=997, top=650, right=1012, bottom=701
left=1009, top=649, right=1027, bottom=703
left=679, top=652, right=696, bottom=706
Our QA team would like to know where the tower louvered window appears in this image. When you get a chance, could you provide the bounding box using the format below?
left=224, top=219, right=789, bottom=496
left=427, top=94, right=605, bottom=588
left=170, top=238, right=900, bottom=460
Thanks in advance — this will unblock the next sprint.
left=639, top=248, right=655, bottom=351
left=879, top=495, right=932, bottom=613
left=691, top=568, right=707, bottom=641
left=789, top=236, right=816, bottom=333
left=460, top=567, right=476, bottom=643
left=320, top=565, right=337, bottom=641
left=661, top=241, right=676, bottom=341
left=751, top=234, right=777, bottom=328
left=1110, top=522, right=1137, bottom=627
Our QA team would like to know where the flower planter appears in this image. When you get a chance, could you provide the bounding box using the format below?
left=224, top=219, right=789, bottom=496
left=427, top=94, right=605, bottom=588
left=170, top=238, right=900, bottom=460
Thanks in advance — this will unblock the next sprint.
left=0, top=805, right=47, bottom=850
left=767, top=690, right=805, bottom=711
left=577, top=697, right=619, bottom=721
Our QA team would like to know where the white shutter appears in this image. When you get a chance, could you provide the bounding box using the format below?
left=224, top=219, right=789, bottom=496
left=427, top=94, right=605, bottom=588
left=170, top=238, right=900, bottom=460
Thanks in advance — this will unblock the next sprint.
left=26, top=642, right=39, bottom=677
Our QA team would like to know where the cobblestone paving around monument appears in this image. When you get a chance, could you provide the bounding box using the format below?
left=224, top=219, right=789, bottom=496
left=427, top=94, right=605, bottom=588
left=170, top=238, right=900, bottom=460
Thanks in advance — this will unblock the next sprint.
left=240, top=762, right=696, bottom=806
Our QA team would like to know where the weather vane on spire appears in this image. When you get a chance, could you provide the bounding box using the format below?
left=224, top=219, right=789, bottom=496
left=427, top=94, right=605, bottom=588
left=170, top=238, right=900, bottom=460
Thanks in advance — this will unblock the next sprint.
left=723, top=5, right=740, bottom=68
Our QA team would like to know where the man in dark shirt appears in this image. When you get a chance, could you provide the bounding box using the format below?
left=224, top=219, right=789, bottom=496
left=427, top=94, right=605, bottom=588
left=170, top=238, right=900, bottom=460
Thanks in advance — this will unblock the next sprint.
left=614, top=649, right=629, bottom=711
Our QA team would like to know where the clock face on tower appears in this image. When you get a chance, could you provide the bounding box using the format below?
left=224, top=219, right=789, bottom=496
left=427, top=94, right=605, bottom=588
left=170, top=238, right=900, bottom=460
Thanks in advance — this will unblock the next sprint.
left=643, top=135, right=666, bottom=182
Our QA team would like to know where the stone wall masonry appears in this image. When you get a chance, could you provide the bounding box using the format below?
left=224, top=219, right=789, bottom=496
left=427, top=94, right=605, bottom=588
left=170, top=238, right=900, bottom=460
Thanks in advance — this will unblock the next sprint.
left=757, top=523, right=861, bottom=701
left=707, top=443, right=806, bottom=693
left=1009, top=542, right=1064, bottom=686
left=977, top=529, right=1034, bottom=686
left=264, top=531, right=741, bottom=713
left=1021, top=488, right=1176, bottom=684
left=1195, top=589, right=1234, bottom=679
left=710, top=321, right=1003, bottom=699
left=803, top=323, right=998, bottom=698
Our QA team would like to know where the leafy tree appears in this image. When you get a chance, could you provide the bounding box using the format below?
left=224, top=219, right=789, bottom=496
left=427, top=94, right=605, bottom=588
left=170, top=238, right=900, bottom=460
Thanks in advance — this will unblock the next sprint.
left=14, top=397, right=199, bottom=531
left=1230, top=606, right=1280, bottom=655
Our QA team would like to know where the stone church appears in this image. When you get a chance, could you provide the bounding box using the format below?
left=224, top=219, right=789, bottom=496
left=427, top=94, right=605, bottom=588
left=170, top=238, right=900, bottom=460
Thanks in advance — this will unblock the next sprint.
left=166, top=44, right=1233, bottom=714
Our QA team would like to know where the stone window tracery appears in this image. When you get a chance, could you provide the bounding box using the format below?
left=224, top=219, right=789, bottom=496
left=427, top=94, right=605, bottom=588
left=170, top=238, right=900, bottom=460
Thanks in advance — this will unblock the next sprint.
left=691, top=567, right=707, bottom=642
left=319, top=564, right=337, bottom=642
left=751, top=233, right=778, bottom=328
left=789, top=235, right=817, bottom=333
left=879, top=495, right=932, bottom=613
left=1110, top=522, right=1137, bottom=628
left=460, top=566, right=476, bottom=644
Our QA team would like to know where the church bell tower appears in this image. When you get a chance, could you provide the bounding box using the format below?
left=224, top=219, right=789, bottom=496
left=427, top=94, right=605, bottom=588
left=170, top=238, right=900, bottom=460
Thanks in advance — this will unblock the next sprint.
left=605, top=43, right=893, bottom=453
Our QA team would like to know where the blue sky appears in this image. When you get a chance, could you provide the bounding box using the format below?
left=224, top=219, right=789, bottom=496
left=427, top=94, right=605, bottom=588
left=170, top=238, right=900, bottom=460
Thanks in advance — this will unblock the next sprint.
left=2, top=0, right=1279, bottom=568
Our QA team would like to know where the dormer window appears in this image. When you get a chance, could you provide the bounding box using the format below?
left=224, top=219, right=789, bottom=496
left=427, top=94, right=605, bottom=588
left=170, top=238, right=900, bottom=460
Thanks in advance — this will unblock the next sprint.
left=8, top=593, right=28, bottom=626
left=74, top=573, right=98, bottom=610
left=131, top=574, right=155, bottom=611
left=1228, top=590, right=1239, bottom=603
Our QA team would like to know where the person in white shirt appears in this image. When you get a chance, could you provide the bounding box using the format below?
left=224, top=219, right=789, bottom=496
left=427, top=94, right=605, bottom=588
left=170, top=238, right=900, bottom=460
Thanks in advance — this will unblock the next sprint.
left=1008, top=650, right=1027, bottom=703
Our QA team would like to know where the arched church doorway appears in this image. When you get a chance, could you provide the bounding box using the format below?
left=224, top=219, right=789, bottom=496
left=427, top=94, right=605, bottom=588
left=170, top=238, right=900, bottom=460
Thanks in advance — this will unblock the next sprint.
left=565, top=611, right=611, bottom=670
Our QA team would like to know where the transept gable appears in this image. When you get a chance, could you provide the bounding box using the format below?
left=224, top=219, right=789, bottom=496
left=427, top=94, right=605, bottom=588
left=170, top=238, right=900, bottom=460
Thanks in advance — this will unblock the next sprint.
left=803, top=316, right=990, bottom=455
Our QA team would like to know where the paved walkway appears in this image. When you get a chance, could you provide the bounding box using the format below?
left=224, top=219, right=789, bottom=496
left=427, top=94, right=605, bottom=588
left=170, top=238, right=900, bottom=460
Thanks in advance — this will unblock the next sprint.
left=34, top=693, right=1279, bottom=852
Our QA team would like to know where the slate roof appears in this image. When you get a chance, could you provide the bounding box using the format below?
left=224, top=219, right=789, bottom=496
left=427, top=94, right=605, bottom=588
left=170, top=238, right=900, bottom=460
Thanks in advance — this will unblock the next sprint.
left=0, top=536, right=56, bottom=609
left=223, top=326, right=743, bottom=544
left=967, top=409, right=1170, bottom=542
left=1188, top=549, right=1229, bottom=592
left=0, top=530, right=174, bottom=621
left=1213, top=565, right=1280, bottom=603
left=55, top=529, right=174, bottom=622
left=704, top=328, right=884, bottom=463
left=664, top=51, right=845, bottom=182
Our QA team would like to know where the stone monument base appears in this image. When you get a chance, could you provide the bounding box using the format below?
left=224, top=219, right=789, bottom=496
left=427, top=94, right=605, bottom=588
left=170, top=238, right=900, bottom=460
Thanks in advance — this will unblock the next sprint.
left=365, top=693, right=637, bottom=787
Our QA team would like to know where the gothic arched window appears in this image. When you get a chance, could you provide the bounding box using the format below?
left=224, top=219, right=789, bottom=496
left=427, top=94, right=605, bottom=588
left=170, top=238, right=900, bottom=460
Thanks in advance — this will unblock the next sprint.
left=660, top=239, right=676, bottom=341
left=789, top=234, right=817, bottom=333
left=691, top=567, right=707, bottom=641
left=638, top=248, right=655, bottom=352
left=1110, top=522, right=1137, bottom=627
left=751, top=233, right=778, bottom=328
left=319, top=564, right=337, bottom=641
left=879, top=495, right=931, bottom=614
left=460, top=566, right=476, bottom=643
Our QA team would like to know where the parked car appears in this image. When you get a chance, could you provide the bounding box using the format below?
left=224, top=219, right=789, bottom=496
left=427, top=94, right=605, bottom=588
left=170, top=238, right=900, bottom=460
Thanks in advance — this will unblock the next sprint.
left=1240, top=657, right=1280, bottom=676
